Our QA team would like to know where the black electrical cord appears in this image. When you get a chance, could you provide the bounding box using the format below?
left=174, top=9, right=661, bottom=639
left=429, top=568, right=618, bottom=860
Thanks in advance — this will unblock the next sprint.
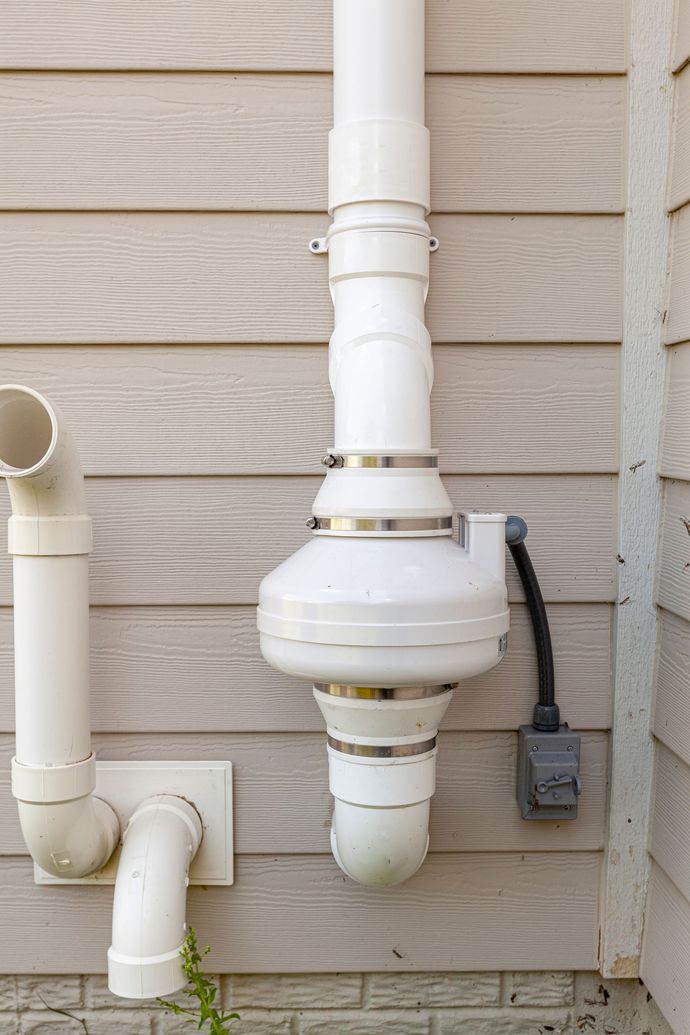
left=505, top=516, right=560, bottom=733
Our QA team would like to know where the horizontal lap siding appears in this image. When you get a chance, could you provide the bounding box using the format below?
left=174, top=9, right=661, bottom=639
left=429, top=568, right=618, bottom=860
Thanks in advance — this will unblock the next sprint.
left=653, top=609, right=690, bottom=764
left=657, top=478, right=690, bottom=621
left=0, top=0, right=626, bottom=978
left=0, top=345, right=619, bottom=475
left=665, top=203, right=690, bottom=343
left=0, top=732, right=609, bottom=855
left=0, top=475, right=617, bottom=605
left=660, top=342, right=690, bottom=478
left=649, top=742, right=690, bottom=901
left=0, top=74, right=626, bottom=212
left=670, top=64, right=690, bottom=209
left=0, top=603, right=612, bottom=733
left=0, top=0, right=626, bottom=72
left=0, top=854, right=600, bottom=973
left=0, top=213, right=623, bottom=344
left=676, top=0, right=690, bottom=72
left=642, top=866, right=690, bottom=1035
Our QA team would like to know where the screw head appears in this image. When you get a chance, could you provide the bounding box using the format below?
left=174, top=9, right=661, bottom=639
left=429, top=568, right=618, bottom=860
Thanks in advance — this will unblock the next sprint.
left=567, top=745, right=574, bottom=752
left=305, top=517, right=319, bottom=529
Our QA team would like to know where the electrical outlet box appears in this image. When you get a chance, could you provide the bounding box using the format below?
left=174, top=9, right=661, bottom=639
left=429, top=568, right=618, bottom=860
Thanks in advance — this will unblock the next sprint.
left=516, top=726, right=581, bottom=821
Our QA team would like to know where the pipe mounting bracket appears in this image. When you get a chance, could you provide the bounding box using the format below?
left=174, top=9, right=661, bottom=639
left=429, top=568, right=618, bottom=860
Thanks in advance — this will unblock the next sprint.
left=33, top=760, right=234, bottom=887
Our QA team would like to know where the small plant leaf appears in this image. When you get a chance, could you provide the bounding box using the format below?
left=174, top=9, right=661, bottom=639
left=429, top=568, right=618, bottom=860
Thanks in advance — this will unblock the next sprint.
left=157, top=928, right=239, bottom=1033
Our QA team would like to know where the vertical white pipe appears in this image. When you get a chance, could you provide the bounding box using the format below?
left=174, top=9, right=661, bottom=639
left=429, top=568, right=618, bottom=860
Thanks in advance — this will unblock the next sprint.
left=0, top=384, right=119, bottom=878
left=14, top=555, right=91, bottom=765
left=333, top=0, right=425, bottom=126
left=327, top=0, right=434, bottom=457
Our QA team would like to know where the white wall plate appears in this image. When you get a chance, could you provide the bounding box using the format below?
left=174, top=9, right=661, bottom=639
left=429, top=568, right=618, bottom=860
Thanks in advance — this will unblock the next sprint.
left=34, top=760, right=233, bottom=886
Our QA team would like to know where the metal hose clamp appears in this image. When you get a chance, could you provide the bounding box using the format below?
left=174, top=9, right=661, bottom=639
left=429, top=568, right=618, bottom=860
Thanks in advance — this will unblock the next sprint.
left=307, top=515, right=452, bottom=532
left=322, top=453, right=438, bottom=469
left=327, top=735, right=437, bottom=758
left=315, top=683, right=456, bottom=700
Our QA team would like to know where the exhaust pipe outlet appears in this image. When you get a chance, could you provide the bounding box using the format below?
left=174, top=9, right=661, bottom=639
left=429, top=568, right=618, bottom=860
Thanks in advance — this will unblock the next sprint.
left=108, top=795, right=202, bottom=1000
left=0, top=385, right=119, bottom=878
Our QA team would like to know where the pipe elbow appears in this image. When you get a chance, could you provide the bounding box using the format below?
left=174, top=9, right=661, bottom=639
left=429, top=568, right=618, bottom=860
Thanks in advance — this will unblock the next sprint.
left=12, top=754, right=120, bottom=878
left=17, top=796, right=119, bottom=879
left=0, top=384, right=91, bottom=555
left=108, top=795, right=202, bottom=1000
left=326, top=738, right=437, bottom=887
left=331, top=799, right=429, bottom=886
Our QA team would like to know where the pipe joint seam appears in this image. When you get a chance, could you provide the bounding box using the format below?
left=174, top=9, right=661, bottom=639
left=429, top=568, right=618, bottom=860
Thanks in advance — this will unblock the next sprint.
left=328, top=228, right=430, bottom=285
left=8, top=514, right=93, bottom=556
left=12, top=752, right=96, bottom=804
left=329, top=313, right=432, bottom=391
left=329, top=119, right=430, bottom=213
left=125, top=796, right=203, bottom=854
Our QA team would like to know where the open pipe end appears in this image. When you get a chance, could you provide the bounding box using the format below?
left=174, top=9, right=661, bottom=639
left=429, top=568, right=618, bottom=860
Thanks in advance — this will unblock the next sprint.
left=0, top=385, right=57, bottom=479
left=108, top=795, right=202, bottom=1000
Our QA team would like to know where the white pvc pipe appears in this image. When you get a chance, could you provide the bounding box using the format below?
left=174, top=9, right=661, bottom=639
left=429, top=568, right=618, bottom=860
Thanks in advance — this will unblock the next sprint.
left=333, top=0, right=425, bottom=127
left=258, top=0, right=510, bottom=889
left=108, top=795, right=202, bottom=1000
left=328, top=0, right=433, bottom=457
left=326, top=1, right=441, bottom=881
left=0, top=384, right=119, bottom=878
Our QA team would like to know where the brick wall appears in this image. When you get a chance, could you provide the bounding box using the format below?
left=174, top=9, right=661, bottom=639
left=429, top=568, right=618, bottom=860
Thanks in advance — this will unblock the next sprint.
left=0, top=972, right=673, bottom=1034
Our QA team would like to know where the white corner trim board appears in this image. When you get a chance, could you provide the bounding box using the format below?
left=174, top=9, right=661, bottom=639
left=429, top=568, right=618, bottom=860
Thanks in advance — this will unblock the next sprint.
left=257, top=0, right=510, bottom=887
left=599, top=0, right=675, bottom=979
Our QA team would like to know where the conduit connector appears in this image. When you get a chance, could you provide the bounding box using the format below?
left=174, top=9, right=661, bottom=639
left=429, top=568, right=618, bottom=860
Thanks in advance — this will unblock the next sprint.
left=0, top=385, right=119, bottom=878
left=108, top=795, right=202, bottom=999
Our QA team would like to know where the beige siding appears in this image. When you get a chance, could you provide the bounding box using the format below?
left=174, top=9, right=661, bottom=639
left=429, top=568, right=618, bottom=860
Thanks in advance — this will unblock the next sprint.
left=657, top=479, right=690, bottom=622
left=0, top=345, right=619, bottom=475
left=650, top=742, right=690, bottom=901
left=0, top=0, right=627, bottom=73
left=0, top=213, right=623, bottom=345
left=0, top=0, right=628, bottom=977
left=675, top=0, right=690, bottom=71
left=653, top=608, right=690, bottom=764
left=0, top=854, right=600, bottom=972
left=660, top=342, right=690, bottom=478
left=642, top=866, right=690, bottom=1035
left=0, top=475, right=617, bottom=606
left=670, top=63, right=690, bottom=209
left=0, top=732, right=609, bottom=856
left=0, top=74, right=626, bottom=212
left=0, top=604, right=612, bottom=734
left=665, top=203, right=690, bottom=343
